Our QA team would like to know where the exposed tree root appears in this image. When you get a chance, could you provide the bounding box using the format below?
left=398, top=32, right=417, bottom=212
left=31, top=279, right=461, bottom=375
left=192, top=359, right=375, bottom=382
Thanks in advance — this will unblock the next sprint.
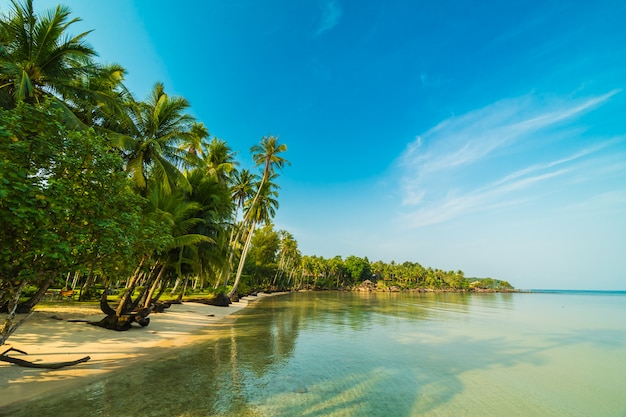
left=0, top=347, right=90, bottom=369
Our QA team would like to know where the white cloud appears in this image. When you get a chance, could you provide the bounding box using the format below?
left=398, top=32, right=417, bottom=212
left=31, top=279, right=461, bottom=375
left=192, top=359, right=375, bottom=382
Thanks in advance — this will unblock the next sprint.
left=315, top=0, right=342, bottom=36
left=396, top=91, right=622, bottom=228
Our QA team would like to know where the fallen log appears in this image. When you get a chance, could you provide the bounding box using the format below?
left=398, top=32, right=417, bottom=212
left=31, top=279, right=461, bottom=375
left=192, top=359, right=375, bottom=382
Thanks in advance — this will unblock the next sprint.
left=0, top=347, right=90, bottom=369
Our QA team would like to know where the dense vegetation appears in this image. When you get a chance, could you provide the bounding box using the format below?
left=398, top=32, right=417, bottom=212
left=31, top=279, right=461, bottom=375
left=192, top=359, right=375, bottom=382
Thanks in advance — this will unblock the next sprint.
left=0, top=1, right=511, bottom=341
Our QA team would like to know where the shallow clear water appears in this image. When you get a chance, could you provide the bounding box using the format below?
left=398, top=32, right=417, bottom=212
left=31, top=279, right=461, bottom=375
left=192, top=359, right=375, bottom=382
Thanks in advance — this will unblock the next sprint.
left=5, top=291, right=626, bottom=417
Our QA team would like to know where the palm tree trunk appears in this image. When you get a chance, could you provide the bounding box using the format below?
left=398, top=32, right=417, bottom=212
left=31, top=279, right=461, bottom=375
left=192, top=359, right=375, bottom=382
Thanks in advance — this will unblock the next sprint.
left=222, top=219, right=246, bottom=288
left=143, top=264, right=166, bottom=308
left=116, top=255, right=147, bottom=316
left=176, top=276, right=189, bottom=302
left=16, top=273, right=54, bottom=313
left=217, top=205, right=241, bottom=288
left=228, top=221, right=256, bottom=298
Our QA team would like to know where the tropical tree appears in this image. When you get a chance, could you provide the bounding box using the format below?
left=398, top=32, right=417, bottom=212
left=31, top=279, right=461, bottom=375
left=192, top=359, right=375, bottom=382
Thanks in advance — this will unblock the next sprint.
left=0, top=101, right=144, bottom=341
left=344, top=256, right=372, bottom=284
left=245, top=223, right=281, bottom=289
left=228, top=179, right=279, bottom=297
left=185, top=166, right=233, bottom=288
left=114, top=182, right=212, bottom=316
left=246, top=136, right=288, bottom=214
left=218, top=168, right=257, bottom=288
left=114, top=82, right=206, bottom=194
left=273, top=230, right=299, bottom=289
left=0, top=0, right=125, bottom=126
left=201, top=137, right=238, bottom=185
left=226, top=137, right=287, bottom=296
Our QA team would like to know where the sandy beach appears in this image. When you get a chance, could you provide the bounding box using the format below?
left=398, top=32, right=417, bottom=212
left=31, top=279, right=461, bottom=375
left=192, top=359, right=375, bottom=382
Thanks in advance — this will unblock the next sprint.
left=0, top=294, right=272, bottom=409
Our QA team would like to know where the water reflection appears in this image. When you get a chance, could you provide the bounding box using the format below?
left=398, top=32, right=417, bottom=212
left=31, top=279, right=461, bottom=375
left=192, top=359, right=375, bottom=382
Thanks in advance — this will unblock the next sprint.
left=4, top=292, right=626, bottom=417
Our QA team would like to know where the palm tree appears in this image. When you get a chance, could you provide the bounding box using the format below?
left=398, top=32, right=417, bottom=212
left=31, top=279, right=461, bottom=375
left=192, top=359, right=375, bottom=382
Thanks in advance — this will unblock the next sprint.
left=228, top=179, right=279, bottom=298
left=185, top=167, right=233, bottom=288
left=225, top=137, right=287, bottom=294
left=218, top=169, right=257, bottom=288
left=245, top=136, right=288, bottom=219
left=117, top=183, right=212, bottom=315
left=0, top=0, right=124, bottom=127
left=116, top=82, right=207, bottom=195
left=273, top=230, right=298, bottom=288
left=230, top=169, right=257, bottom=224
left=0, top=0, right=94, bottom=105
left=201, top=137, right=238, bottom=185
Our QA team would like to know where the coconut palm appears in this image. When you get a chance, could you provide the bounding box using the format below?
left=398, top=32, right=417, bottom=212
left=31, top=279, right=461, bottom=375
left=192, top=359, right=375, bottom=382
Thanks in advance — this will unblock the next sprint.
left=225, top=137, right=287, bottom=296
left=185, top=167, right=233, bottom=288
left=228, top=178, right=279, bottom=297
left=244, top=136, right=288, bottom=219
left=0, top=0, right=94, bottom=105
left=116, top=183, right=212, bottom=315
left=201, top=137, right=238, bottom=185
left=116, top=82, right=207, bottom=195
left=0, top=0, right=125, bottom=127
left=216, top=168, right=258, bottom=287
left=273, top=230, right=299, bottom=288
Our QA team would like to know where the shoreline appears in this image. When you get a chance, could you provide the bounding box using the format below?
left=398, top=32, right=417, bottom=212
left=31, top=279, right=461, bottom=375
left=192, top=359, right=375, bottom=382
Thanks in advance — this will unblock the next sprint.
left=0, top=294, right=276, bottom=409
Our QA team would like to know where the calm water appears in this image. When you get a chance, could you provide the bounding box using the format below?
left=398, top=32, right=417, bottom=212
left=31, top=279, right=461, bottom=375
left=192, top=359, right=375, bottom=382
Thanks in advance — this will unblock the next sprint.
left=5, top=291, right=626, bottom=417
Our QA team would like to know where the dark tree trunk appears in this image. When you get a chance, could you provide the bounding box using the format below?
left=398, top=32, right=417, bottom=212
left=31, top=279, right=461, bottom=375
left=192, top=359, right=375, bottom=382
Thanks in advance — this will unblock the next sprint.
left=0, top=347, right=90, bottom=369
left=116, top=255, right=147, bottom=317
left=16, top=274, right=54, bottom=313
left=79, top=267, right=95, bottom=301
left=96, top=285, right=152, bottom=331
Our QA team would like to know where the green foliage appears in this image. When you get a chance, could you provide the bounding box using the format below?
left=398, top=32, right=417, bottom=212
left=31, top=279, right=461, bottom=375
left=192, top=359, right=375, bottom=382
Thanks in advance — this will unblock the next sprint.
left=21, top=285, right=39, bottom=298
left=295, top=255, right=513, bottom=292
left=242, top=223, right=280, bottom=288
left=247, top=224, right=280, bottom=267
left=344, top=256, right=372, bottom=283
left=0, top=101, right=144, bottom=293
left=469, top=278, right=514, bottom=290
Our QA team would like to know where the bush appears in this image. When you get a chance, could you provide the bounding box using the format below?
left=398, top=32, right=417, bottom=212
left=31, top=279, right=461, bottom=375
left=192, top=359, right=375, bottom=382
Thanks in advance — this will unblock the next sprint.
left=21, top=285, right=39, bottom=297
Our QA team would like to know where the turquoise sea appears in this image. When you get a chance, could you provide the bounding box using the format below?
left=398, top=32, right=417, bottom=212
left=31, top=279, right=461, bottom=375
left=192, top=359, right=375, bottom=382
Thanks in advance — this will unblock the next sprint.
left=5, top=291, right=626, bottom=416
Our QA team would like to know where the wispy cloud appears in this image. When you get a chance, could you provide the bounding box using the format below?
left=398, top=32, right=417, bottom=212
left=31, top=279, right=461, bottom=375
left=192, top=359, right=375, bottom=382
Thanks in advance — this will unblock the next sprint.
left=315, top=0, right=342, bottom=36
left=396, top=91, right=622, bottom=228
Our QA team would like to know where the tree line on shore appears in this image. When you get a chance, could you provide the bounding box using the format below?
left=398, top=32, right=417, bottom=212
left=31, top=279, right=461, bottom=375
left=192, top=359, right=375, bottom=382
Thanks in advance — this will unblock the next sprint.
left=242, top=231, right=512, bottom=292
left=0, top=1, right=511, bottom=341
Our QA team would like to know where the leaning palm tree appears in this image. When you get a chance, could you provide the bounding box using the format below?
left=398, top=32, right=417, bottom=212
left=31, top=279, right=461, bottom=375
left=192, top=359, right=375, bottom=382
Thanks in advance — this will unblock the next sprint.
left=245, top=136, right=289, bottom=217
left=218, top=169, right=258, bottom=288
left=226, top=137, right=287, bottom=296
left=185, top=167, right=233, bottom=288
left=115, top=183, right=211, bottom=316
left=228, top=179, right=279, bottom=298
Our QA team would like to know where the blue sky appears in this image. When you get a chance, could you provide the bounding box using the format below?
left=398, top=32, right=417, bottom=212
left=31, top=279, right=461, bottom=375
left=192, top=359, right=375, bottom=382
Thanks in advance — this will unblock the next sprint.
left=36, top=0, right=626, bottom=289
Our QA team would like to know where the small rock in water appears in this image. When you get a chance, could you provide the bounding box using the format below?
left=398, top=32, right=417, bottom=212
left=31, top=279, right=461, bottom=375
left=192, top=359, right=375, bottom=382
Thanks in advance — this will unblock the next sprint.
left=293, top=387, right=308, bottom=394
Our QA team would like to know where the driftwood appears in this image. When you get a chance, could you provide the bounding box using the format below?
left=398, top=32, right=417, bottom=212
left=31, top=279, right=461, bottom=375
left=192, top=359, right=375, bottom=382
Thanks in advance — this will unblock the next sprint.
left=185, top=293, right=232, bottom=307
left=0, top=347, right=90, bottom=369
left=90, top=291, right=152, bottom=331
left=151, top=301, right=173, bottom=313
